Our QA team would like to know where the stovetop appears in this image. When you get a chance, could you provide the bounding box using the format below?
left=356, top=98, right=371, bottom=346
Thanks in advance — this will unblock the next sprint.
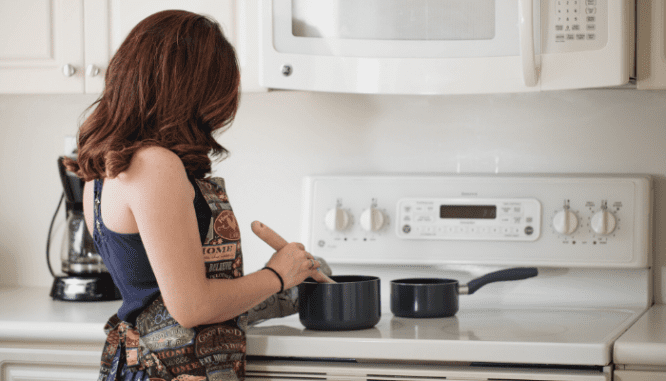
left=247, top=306, right=645, bottom=366
left=246, top=265, right=649, bottom=366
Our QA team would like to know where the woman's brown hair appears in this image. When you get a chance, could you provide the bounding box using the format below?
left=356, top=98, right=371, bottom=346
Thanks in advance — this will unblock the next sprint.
left=65, top=10, right=240, bottom=180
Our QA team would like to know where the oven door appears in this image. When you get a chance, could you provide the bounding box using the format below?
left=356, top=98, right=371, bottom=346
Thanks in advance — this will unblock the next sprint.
left=247, top=359, right=611, bottom=381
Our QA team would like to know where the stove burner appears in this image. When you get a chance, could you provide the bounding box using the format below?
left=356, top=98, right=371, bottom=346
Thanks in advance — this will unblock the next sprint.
left=440, top=312, right=569, bottom=340
left=388, top=309, right=626, bottom=342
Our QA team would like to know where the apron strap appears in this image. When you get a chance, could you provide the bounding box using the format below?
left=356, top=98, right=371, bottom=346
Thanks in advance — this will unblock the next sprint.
left=92, top=179, right=104, bottom=241
left=100, top=315, right=145, bottom=372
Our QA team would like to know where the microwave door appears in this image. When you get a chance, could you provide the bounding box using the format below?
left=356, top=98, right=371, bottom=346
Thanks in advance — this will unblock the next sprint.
left=261, top=0, right=542, bottom=95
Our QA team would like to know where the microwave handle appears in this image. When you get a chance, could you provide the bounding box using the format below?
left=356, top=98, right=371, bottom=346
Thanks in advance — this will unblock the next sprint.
left=518, top=0, right=538, bottom=87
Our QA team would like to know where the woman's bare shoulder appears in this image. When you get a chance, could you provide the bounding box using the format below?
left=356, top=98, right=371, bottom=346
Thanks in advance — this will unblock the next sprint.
left=131, top=145, right=182, bottom=170
left=119, top=146, right=193, bottom=198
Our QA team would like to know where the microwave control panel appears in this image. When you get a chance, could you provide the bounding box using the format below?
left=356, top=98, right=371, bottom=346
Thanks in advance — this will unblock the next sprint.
left=544, top=0, right=608, bottom=53
left=303, top=175, right=652, bottom=268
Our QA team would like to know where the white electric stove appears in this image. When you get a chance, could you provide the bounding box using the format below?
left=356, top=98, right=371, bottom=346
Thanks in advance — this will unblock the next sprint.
left=246, top=174, right=653, bottom=381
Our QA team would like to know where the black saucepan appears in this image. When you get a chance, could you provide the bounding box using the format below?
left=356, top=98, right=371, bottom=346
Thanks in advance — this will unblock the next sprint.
left=250, top=221, right=381, bottom=331
left=391, top=267, right=538, bottom=318
left=299, top=275, right=381, bottom=330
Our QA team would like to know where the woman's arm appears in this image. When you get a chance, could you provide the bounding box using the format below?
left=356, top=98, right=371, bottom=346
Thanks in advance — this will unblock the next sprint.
left=123, top=146, right=319, bottom=328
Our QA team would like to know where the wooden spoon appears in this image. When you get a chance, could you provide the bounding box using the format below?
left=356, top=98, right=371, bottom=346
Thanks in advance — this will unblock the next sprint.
left=251, top=221, right=337, bottom=284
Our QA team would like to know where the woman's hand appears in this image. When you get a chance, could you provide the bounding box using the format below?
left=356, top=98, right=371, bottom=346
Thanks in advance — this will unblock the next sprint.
left=251, top=220, right=329, bottom=290
left=264, top=242, right=321, bottom=290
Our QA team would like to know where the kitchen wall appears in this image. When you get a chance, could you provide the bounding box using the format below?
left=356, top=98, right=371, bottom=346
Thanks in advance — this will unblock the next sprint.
left=1, top=89, right=664, bottom=303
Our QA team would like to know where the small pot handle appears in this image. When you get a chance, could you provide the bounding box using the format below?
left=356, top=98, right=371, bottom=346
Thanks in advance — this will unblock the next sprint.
left=462, top=267, right=538, bottom=295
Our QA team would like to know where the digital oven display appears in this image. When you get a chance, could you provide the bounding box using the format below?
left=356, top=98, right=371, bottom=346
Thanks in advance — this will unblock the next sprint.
left=440, top=205, right=497, bottom=219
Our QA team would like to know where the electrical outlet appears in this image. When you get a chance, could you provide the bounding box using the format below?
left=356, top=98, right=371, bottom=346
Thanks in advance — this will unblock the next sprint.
left=64, top=135, right=77, bottom=157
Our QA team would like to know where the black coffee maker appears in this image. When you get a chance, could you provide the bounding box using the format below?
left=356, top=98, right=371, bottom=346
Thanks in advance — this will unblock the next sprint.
left=49, top=156, right=121, bottom=301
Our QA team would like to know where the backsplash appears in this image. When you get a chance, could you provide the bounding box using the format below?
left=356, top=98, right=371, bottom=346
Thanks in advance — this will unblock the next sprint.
left=0, top=90, right=664, bottom=302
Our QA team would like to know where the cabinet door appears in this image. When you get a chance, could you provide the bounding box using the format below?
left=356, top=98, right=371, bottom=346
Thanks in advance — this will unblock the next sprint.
left=5, top=364, right=99, bottom=381
left=235, top=0, right=264, bottom=92
left=615, top=370, right=666, bottom=381
left=83, top=0, right=108, bottom=94
left=636, top=0, right=666, bottom=89
left=84, top=0, right=264, bottom=94
left=0, top=0, right=85, bottom=93
left=0, top=343, right=103, bottom=381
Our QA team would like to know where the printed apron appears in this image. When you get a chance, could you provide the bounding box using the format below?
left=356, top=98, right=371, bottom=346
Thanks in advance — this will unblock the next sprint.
left=97, top=178, right=248, bottom=381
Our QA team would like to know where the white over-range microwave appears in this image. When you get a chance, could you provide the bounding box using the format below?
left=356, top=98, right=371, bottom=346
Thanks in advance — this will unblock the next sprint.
left=259, top=0, right=635, bottom=95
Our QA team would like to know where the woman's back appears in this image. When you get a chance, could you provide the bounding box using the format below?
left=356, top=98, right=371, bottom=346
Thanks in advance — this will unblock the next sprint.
left=86, top=147, right=213, bottom=324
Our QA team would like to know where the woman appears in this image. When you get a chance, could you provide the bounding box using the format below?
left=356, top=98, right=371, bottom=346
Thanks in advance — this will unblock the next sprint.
left=64, top=10, right=326, bottom=381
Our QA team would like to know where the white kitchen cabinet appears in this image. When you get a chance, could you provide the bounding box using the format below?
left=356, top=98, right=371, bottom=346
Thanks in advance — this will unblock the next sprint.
left=0, top=342, right=103, bottom=381
left=0, top=287, right=118, bottom=381
left=615, top=370, right=666, bottom=381
left=0, top=0, right=86, bottom=93
left=636, top=0, right=666, bottom=89
left=90, top=0, right=264, bottom=93
left=0, top=0, right=263, bottom=94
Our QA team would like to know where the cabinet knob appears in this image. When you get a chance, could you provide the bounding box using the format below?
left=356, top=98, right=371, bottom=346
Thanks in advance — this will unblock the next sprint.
left=86, top=64, right=100, bottom=77
left=62, top=64, right=76, bottom=77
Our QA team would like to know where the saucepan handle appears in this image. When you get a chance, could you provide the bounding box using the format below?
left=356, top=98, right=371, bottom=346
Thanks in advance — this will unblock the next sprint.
left=462, top=267, right=538, bottom=295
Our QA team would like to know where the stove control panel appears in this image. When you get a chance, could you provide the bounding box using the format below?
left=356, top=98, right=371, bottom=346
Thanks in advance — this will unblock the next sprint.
left=396, top=198, right=541, bottom=241
left=303, top=175, right=652, bottom=268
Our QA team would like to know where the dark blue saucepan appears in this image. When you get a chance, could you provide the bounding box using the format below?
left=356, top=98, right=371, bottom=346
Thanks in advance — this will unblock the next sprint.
left=390, top=267, right=538, bottom=318
left=299, top=275, right=381, bottom=330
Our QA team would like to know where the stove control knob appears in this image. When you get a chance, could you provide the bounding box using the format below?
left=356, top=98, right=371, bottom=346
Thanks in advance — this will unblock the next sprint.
left=360, top=207, right=386, bottom=232
left=553, top=208, right=579, bottom=235
left=591, top=202, right=617, bottom=235
left=325, top=207, right=351, bottom=232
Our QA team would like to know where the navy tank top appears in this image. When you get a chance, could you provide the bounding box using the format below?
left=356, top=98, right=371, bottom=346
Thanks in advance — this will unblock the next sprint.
left=92, top=177, right=211, bottom=324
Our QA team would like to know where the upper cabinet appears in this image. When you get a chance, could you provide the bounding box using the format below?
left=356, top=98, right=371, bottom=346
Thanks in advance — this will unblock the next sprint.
left=0, top=0, right=263, bottom=94
left=0, top=0, right=85, bottom=93
left=636, top=0, right=666, bottom=89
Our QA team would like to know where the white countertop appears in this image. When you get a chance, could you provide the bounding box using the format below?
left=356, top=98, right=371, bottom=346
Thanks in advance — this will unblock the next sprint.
left=614, top=304, right=666, bottom=366
left=1, top=286, right=655, bottom=367
left=0, top=286, right=120, bottom=343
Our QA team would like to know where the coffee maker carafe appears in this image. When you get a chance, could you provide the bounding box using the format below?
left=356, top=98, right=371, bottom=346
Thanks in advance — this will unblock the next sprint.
left=49, top=156, right=121, bottom=301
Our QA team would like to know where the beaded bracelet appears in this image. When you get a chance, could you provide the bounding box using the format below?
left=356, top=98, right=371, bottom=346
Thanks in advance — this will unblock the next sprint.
left=262, top=266, right=284, bottom=293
